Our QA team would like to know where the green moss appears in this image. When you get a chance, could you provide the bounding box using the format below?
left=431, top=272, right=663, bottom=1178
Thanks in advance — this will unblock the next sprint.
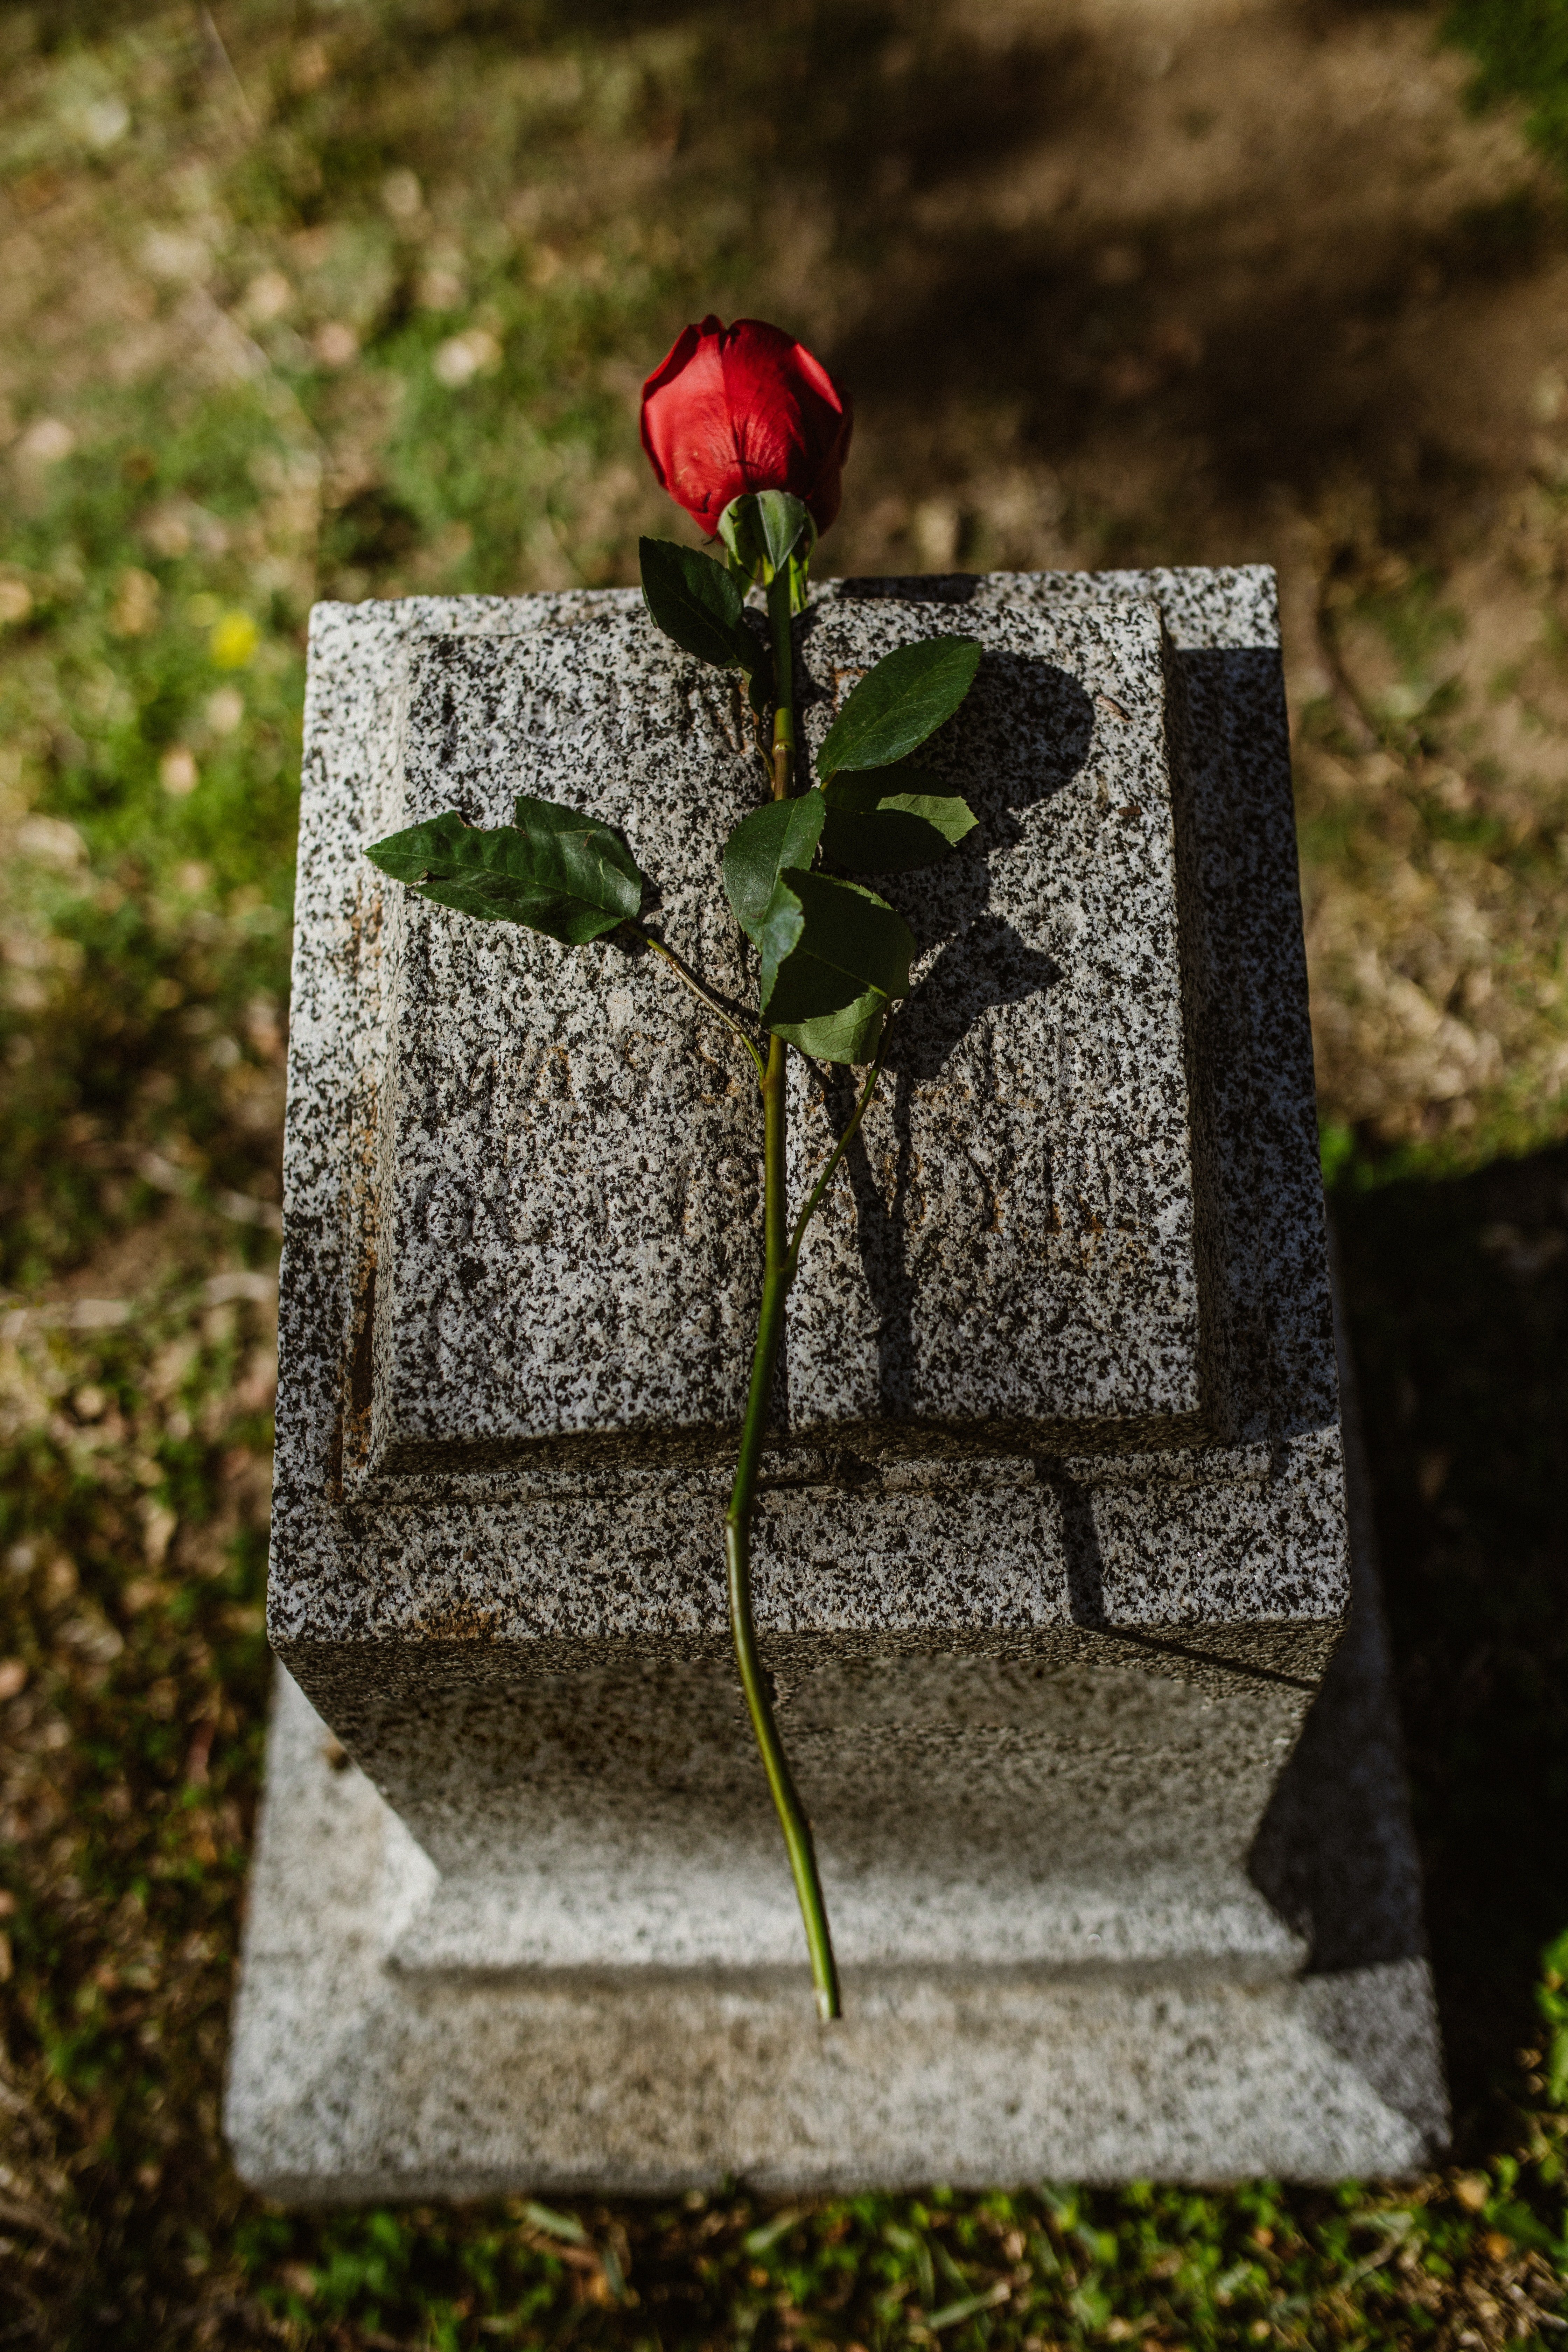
left=1447, top=1, right=1568, bottom=168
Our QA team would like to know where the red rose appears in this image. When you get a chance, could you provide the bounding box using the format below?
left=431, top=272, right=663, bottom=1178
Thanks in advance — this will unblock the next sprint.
left=640, top=314, right=853, bottom=542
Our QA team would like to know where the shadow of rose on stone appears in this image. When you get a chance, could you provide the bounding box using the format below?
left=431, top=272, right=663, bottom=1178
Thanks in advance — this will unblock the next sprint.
left=802, top=648, right=1093, bottom=1418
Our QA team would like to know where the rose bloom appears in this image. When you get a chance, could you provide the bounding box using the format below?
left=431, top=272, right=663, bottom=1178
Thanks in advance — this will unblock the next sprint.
left=640, top=314, right=853, bottom=542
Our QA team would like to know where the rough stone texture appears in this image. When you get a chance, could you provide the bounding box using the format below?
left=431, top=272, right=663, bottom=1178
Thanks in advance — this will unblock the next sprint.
left=374, top=621, right=766, bottom=1472
left=271, top=568, right=1344, bottom=1635
left=236, top=566, right=1444, bottom=2193
left=343, top=1631, right=1314, bottom=1979
left=788, top=596, right=1210, bottom=1448
left=226, top=1397, right=1445, bottom=2192
left=378, top=596, right=1213, bottom=1466
left=807, top=571, right=1339, bottom=1468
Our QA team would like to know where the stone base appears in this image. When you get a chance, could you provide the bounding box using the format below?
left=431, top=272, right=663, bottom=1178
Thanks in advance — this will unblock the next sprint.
left=226, top=1449, right=1447, bottom=2197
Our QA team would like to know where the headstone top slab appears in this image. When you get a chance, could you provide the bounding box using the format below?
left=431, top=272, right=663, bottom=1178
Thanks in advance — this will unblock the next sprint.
left=370, top=593, right=1217, bottom=1472
left=268, top=566, right=1345, bottom=1656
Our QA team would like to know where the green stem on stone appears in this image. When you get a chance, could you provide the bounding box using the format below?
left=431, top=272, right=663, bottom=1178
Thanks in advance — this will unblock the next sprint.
left=768, top=565, right=795, bottom=802
left=721, top=562, right=845, bottom=2023
left=724, top=1029, right=841, bottom=2022
left=723, top=1027, right=892, bottom=2024
left=638, top=931, right=767, bottom=1085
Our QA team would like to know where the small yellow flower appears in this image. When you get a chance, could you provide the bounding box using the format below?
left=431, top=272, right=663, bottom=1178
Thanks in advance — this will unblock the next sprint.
left=210, top=609, right=259, bottom=668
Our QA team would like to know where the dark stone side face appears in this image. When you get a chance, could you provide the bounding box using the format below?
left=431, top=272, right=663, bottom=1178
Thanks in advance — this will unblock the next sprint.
left=370, top=595, right=1210, bottom=1477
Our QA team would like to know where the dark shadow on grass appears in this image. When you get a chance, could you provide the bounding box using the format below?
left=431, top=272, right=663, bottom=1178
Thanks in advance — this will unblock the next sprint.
left=233, top=0, right=1568, bottom=576
left=1331, top=1141, right=1568, bottom=2147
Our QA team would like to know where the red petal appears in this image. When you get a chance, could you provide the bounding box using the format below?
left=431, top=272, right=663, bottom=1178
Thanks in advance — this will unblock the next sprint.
left=639, top=315, right=852, bottom=538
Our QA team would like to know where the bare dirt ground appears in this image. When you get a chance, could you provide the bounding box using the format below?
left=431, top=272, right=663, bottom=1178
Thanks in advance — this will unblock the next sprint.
left=808, top=0, right=1568, bottom=1159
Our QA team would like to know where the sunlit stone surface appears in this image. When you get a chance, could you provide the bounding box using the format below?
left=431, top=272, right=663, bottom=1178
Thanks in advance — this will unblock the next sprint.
left=228, top=569, right=1445, bottom=2196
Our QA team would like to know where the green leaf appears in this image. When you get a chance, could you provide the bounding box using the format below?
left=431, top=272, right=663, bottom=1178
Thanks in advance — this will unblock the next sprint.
left=639, top=537, right=758, bottom=673
left=743, top=2210, right=806, bottom=2258
left=364, top=798, right=643, bottom=945
left=815, top=636, right=983, bottom=779
left=520, top=2202, right=588, bottom=2246
left=722, top=795, right=825, bottom=942
left=1486, top=2200, right=1563, bottom=2259
left=719, top=490, right=814, bottom=582
left=924, top=2283, right=1013, bottom=2333
left=1547, top=2024, right=1568, bottom=2110
left=759, top=867, right=913, bottom=1065
left=755, top=875, right=805, bottom=992
left=760, top=869, right=913, bottom=1020
left=820, top=767, right=978, bottom=871
left=774, top=987, right=890, bottom=1064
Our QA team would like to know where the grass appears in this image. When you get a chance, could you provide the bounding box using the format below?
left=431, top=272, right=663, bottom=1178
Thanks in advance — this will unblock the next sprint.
left=0, top=0, right=1566, bottom=2343
left=1447, top=2, right=1568, bottom=173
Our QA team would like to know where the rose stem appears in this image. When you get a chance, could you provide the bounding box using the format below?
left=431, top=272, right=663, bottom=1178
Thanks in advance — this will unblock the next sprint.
left=723, top=1032, right=890, bottom=2025
left=634, top=931, right=767, bottom=1084
left=722, top=560, right=841, bottom=2022
left=768, top=559, right=796, bottom=801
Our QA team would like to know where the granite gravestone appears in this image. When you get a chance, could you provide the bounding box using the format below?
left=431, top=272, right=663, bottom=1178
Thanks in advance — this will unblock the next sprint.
left=226, top=566, right=1447, bottom=2199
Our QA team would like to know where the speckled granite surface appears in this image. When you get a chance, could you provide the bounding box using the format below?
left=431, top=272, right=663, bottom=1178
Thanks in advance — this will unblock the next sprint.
left=235, top=567, right=1441, bottom=2192
left=786, top=595, right=1209, bottom=1447
left=270, top=566, right=1344, bottom=1648
left=852, top=570, right=1340, bottom=1464
left=229, top=1670, right=1444, bottom=2198
left=374, top=619, right=765, bottom=1469
left=228, top=1317, right=1443, bottom=2192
